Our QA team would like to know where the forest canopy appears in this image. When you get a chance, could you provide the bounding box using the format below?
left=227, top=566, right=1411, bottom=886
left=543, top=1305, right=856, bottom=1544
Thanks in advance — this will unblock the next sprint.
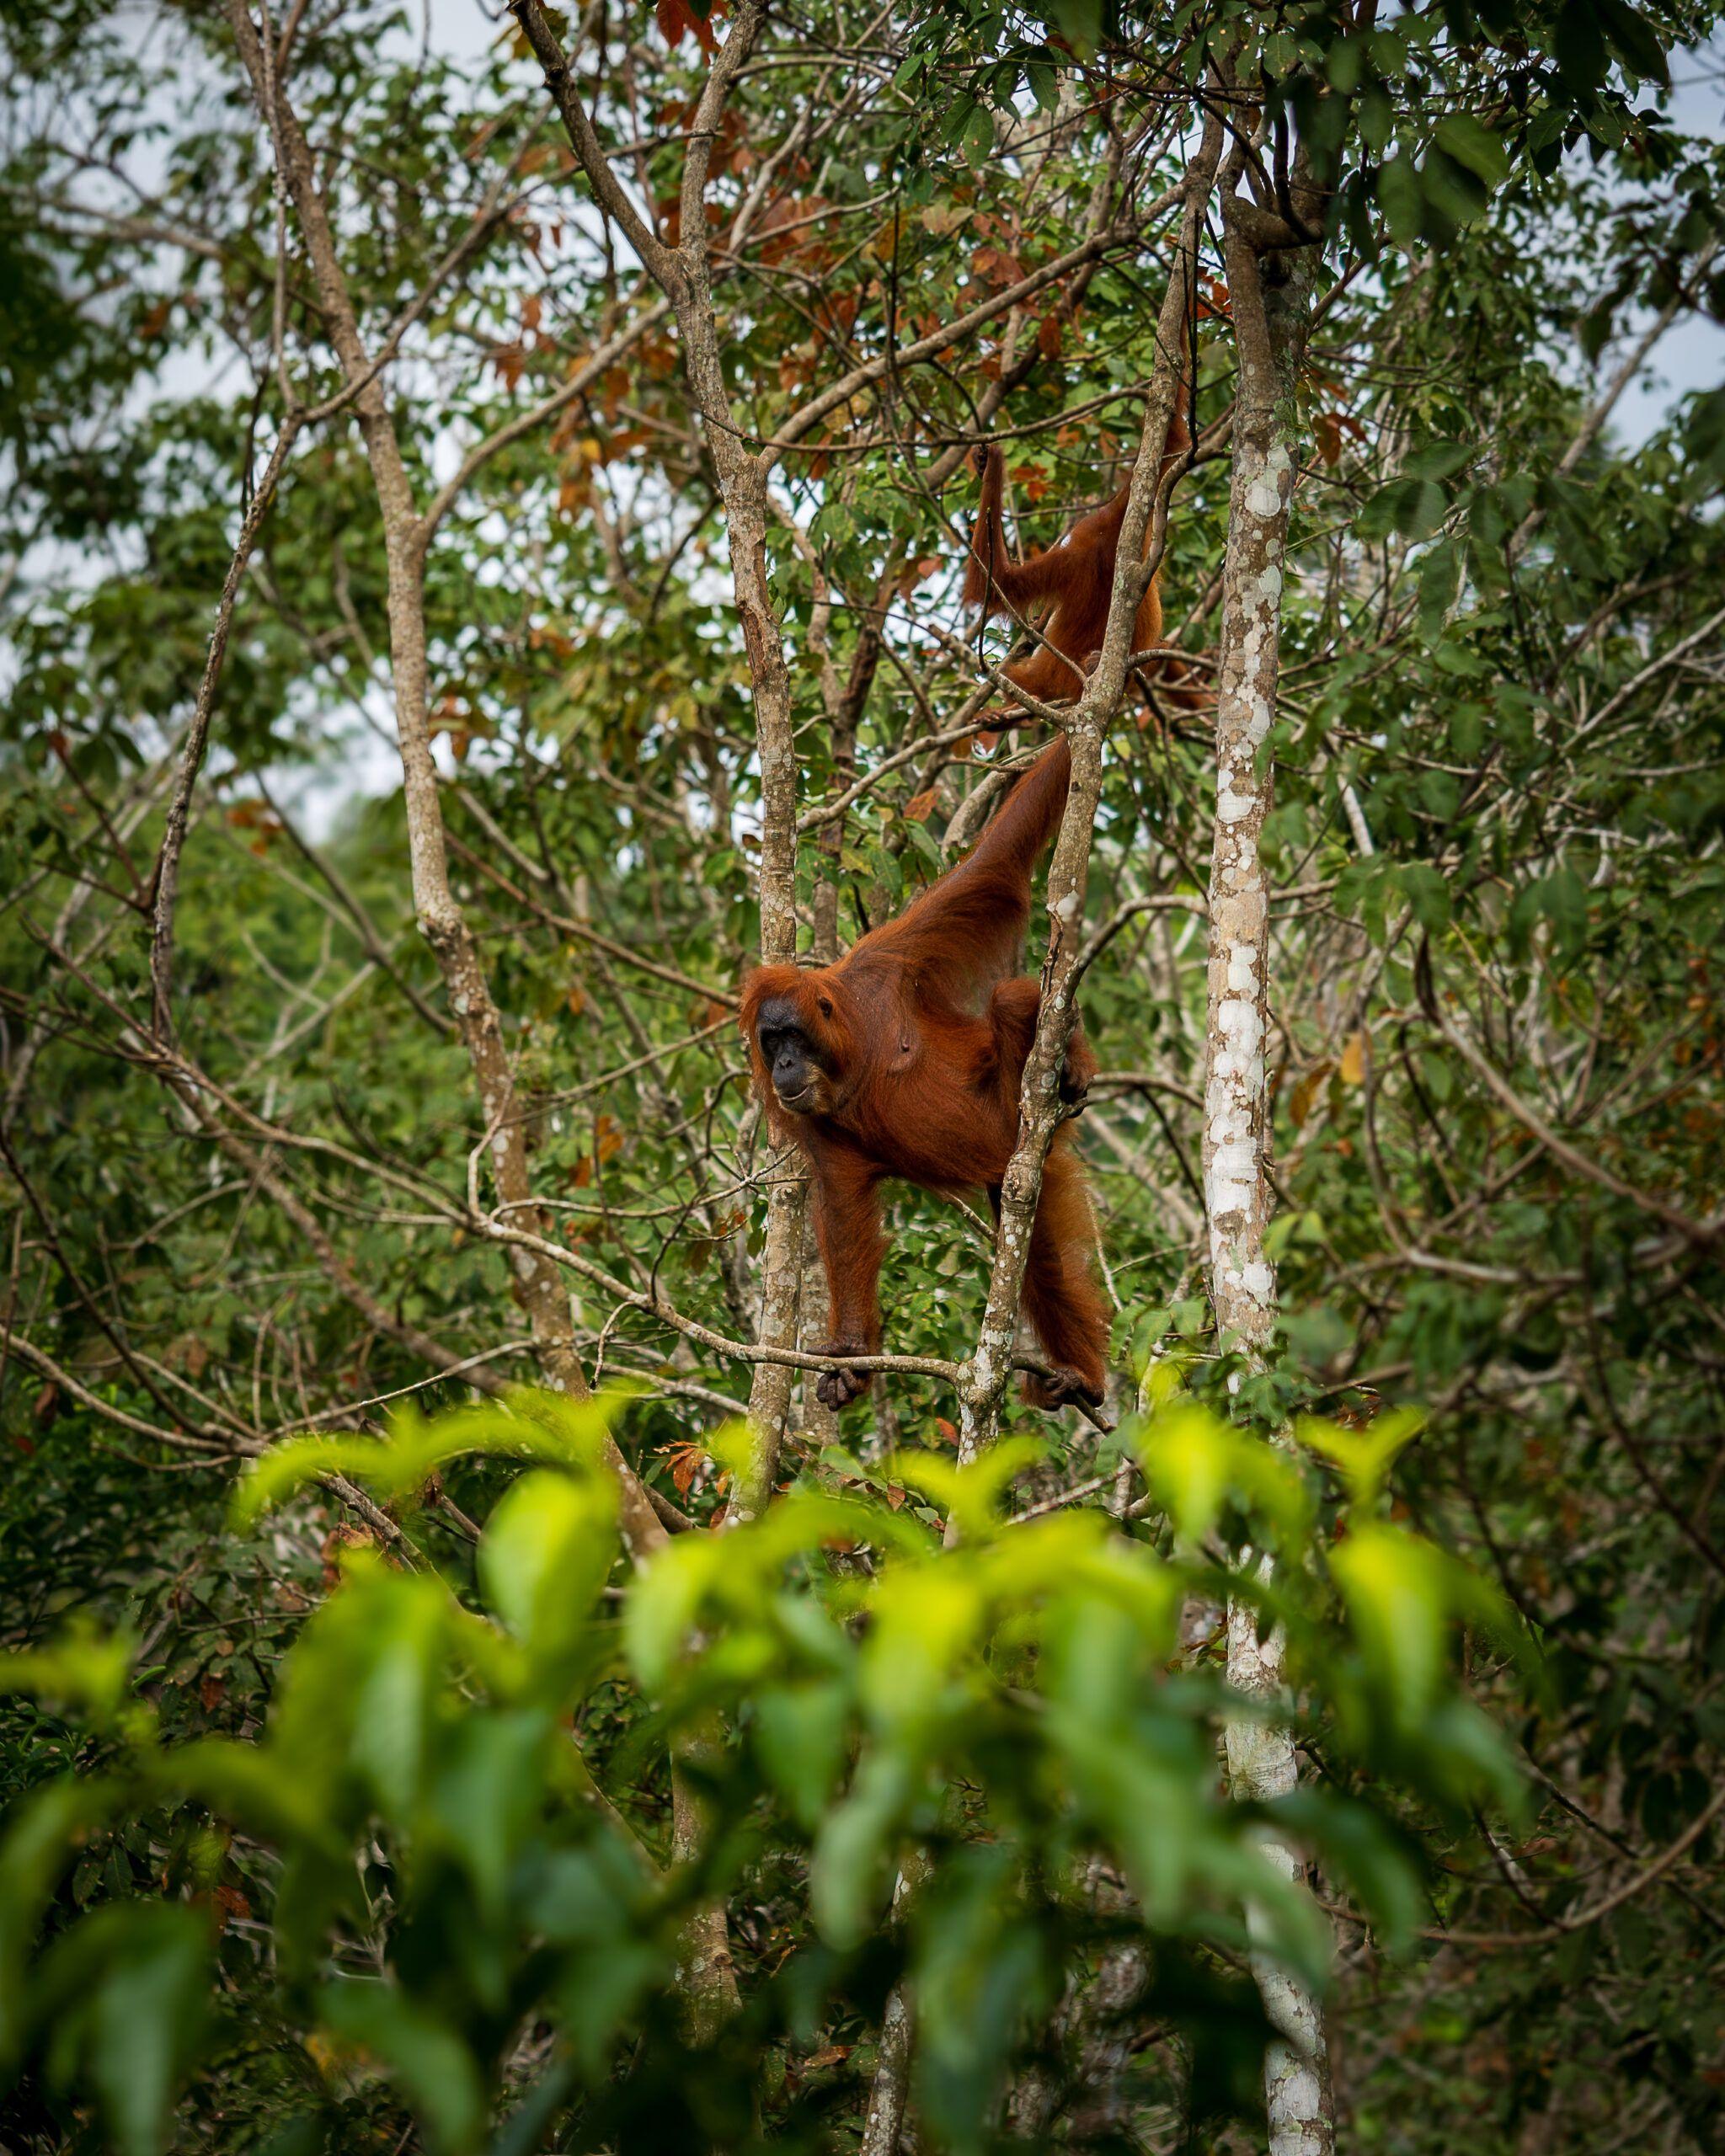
left=2, top=2, right=1722, bottom=2152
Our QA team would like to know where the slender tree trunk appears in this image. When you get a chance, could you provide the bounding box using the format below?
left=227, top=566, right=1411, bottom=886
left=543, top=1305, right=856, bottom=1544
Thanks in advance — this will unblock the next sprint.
left=1206, top=190, right=1332, bottom=2155
left=222, top=0, right=691, bottom=1557
left=227, top=0, right=747, bottom=2037
left=950, top=122, right=1222, bottom=1482
left=511, top=0, right=806, bottom=1518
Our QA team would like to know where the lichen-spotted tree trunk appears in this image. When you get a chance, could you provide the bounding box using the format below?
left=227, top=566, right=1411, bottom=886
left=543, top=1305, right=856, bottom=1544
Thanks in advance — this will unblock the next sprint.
left=1205, top=186, right=1332, bottom=2155
left=1207, top=186, right=1334, bottom=2153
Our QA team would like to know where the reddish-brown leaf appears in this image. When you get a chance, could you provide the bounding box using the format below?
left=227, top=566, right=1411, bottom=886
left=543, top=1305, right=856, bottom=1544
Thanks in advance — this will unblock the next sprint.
left=656, top=0, right=729, bottom=53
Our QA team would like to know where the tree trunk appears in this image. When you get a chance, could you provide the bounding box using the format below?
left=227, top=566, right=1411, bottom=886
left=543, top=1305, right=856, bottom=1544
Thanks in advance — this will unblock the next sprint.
left=1206, top=191, right=1333, bottom=2156
left=950, top=120, right=1222, bottom=1481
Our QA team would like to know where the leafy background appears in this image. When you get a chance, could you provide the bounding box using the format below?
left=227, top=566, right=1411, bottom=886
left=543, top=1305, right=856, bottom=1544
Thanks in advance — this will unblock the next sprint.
left=2, top=1, right=1723, bottom=2150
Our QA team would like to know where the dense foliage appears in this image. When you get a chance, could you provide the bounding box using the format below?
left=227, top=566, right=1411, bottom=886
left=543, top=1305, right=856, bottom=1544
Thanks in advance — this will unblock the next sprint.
left=2, top=1, right=1722, bottom=2150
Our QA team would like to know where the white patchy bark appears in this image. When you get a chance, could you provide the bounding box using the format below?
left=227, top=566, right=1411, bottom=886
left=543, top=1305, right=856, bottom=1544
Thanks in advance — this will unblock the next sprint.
left=858, top=1978, right=915, bottom=2156
left=1224, top=1583, right=1334, bottom=2155
left=1207, top=179, right=1332, bottom=2156
left=858, top=1849, right=927, bottom=2156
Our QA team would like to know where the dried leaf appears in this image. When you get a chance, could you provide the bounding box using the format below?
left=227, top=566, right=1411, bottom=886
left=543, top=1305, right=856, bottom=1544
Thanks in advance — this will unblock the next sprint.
left=1290, top=1059, right=1334, bottom=1129
left=974, top=243, right=1025, bottom=287
left=655, top=0, right=729, bottom=54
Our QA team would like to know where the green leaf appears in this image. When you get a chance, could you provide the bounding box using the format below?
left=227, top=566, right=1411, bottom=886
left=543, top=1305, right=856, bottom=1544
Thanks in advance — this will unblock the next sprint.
left=1543, top=863, right=1589, bottom=958
left=1358, top=82, right=1394, bottom=157
left=1359, top=475, right=1450, bottom=546
left=1578, top=296, right=1616, bottom=364
left=1275, top=1789, right=1426, bottom=1951
left=1417, top=536, right=1460, bottom=644
left=1399, top=479, right=1450, bottom=543
left=1297, top=1407, right=1426, bottom=1508
left=1685, top=385, right=1725, bottom=485
left=622, top=1534, right=726, bottom=1692
left=1400, top=861, right=1453, bottom=930
left=1404, top=441, right=1474, bottom=484
left=428, top=1711, right=551, bottom=1916
left=1419, top=146, right=1489, bottom=227
left=1417, top=767, right=1461, bottom=821
left=811, top=1748, right=913, bottom=1947
left=1553, top=0, right=1607, bottom=97
left=962, top=105, right=996, bottom=169
left=859, top=1561, right=984, bottom=1730
left=0, top=1780, right=116, bottom=2055
left=235, top=1390, right=628, bottom=1525
left=479, top=1468, right=616, bottom=1662
left=753, top=1681, right=852, bottom=1833
left=321, top=1984, right=485, bottom=2156
left=1046, top=0, right=1103, bottom=56
left=35, top=1905, right=210, bottom=2156
left=1375, top=152, right=1423, bottom=244
left=1330, top=1524, right=1450, bottom=1713
left=911, top=1851, right=1058, bottom=2144
left=1133, top=1404, right=1311, bottom=1549
left=1594, top=0, right=1669, bottom=84
left=1326, top=35, right=1366, bottom=93
left=886, top=1438, right=1043, bottom=1544
left=338, top=1581, right=450, bottom=1816
left=1434, top=114, right=1509, bottom=188
left=0, top=1623, right=138, bottom=1732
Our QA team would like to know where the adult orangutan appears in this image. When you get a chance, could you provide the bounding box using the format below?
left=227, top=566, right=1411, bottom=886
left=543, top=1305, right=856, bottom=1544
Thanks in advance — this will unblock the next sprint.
left=741, top=734, right=1106, bottom=1412
left=964, top=399, right=1192, bottom=712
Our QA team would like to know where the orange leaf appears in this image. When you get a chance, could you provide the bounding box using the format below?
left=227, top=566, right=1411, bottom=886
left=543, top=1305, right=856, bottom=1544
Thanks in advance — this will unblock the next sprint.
left=216, top=1879, right=250, bottom=1917
left=1289, top=1060, right=1333, bottom=1129
left=1012, top=459, right=1051, bottom=504
left=656, top=1438, right=708, bottom=1496
left=973, top=244, right=1025, bottom=288
left=656, top=0, right=729, bottom=53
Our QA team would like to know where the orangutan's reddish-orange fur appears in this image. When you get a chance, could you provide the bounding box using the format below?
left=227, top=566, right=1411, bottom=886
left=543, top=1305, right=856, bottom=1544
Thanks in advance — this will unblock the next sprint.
left=964, top=399, right=1191, bottom=710
left=741, top=738, right=1106, bottom=1412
